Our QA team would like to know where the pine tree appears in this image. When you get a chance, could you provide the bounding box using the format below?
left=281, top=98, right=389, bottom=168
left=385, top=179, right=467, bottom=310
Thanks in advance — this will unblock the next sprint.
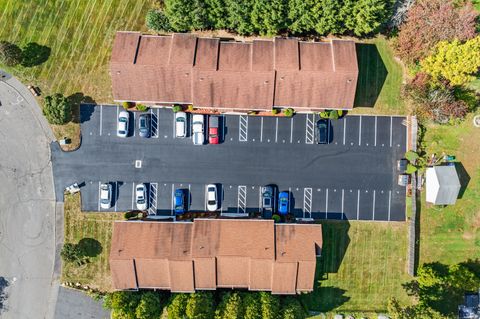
left=287, top=0, right=316, bottom=34
left=312, top=0, right=342, bottom=35
left=225, top=0, right=255, bottom=35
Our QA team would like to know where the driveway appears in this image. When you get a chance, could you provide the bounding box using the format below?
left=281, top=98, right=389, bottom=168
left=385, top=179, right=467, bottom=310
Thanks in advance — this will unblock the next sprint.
left=52, top=105, right=407, bottom=222
left=0, top=72, right=57, bottom=318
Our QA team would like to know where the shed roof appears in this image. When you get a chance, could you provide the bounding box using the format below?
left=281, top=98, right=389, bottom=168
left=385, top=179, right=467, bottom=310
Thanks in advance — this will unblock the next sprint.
left=426, top=165, right=461, bottom=205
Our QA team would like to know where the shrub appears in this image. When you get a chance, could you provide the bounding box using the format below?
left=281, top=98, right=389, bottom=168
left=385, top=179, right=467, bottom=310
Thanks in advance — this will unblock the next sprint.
left=122, top=101, right=132, bottom=110
left=136, top=103, right=147, bottom=112
left=271, top=108, right=280, bottom=115
left=283, top=108, right=294, bottom=117
left=405, top=150, right=419, bottom=162
left=146, top=9, right=172, bottom=32
left=272, top=214, right=281, bottom=223
left=0, top=41, right=22, bottom=66
left=187, top=104, right=194, bottom=112
left=172, top=104, right=182, bottom=113
left=61, top=243, right=82, bottom=263
left=43, top=93, right=71, bottom=125
left=124, top=211, right=139, bottom=220
left=319, top=111, right=329, bottom=119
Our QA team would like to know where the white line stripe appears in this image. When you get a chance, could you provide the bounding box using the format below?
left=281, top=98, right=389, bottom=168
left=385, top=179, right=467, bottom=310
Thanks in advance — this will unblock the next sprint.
left=343, top=117, right=346, bottom=145
left=222, top=115, right=225, bottom=142
left=288, top=187, right=291, bottom=214
left=116, top=105, right=119, bottom=133
left=358, top=115, right=362, bottom=146
left=290, top=117, right=293, bottom=143
left=114, top=181, right=118, bottom=212
left=258, top=187, right=262, bottom=212
left=171, top=184, right=175, bottom=215
left=204, top=185, right=207, bottom=211
left=260, top=117, right=263, bottom=142
left=325, top=188, right=328, bottom=219
left=374, top=116, right=377, bottom=146
left=388, top=190, right=392, bottom=221
left=133, top=112, right=136, bottom=137
left=372, top=190, right=376, bottom=220
left=99, top=105, right=103, bottom=136
left=390, top=116, right=393, bottom=147
left=97, top=181, right=101, bottom=211
left=341, top=189, right=345, bottom=220
left=172, top=112, right=176, bottom=138
left=275, top=117, right=279, bottom=143
left=131, top=182, right=135, bottom=210
left=356, top=189, right=360, bottom=220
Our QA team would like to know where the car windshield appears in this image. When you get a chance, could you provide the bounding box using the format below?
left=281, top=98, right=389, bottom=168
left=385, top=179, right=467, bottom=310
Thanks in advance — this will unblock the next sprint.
left=101, top=198, right=109, bottom=204
left=140, top=119, right=146, bottom=127
left=177, top=118, right=185, bottom=123
left=118, top=130, right=126, bottom=135
left=280, top=197, right=287, bottom=203
left=208, top=187, right=215, bottom=192
left=137, top=198, right=145, bottom=204
left=263, top=190, right=272, bottom=197
left=208, top=200, right=216, bottom=205
left=119, top=117, right=127, bottom=123
left=175, top=204, right=183, bottom=209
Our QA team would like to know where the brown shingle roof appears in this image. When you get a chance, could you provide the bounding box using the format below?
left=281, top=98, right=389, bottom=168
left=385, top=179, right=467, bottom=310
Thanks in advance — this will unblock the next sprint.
left=110, top=220, right=322, bottom=294
left=110, top=32, right=358, bottom=110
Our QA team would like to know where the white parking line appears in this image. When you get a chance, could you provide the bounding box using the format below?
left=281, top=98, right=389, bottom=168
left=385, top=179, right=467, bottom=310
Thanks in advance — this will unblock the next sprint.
left=204, top=185, right=208, bottom=211
left=388, top=190, right=392, bottom=221
left=114, top=181, right=118, bottom=212
left=222, top=115, right=225, bottom=142
left=171, top=184, right=175, bottom=215
left=275, top=117, right=279, bottom=143
left=390, top=116, right=393, bottom=147
left=290, top=117, right=293, bottom=143
left=260, top=117, right=263, bottom=142
left=343, top=117, right=347, bottom=145
left=133, top=112, right=136, bottom=137
left=358, top=115, right=362, bottom=146
left=374, top=116, right=377, bottom=146
left=99, top=105, right=103, bottom=136
left=288, top=187, right=291, bottom=214
left=341, top=189, right=345, bottom=220
left=131, top=182, right=135, bottom=210
left=356, top=189, right=360, bottom=220
left=97, top=182, right=101, bottom=211
left=372, top=190, right=376, bottom=220
left=258, top=187, right=262, bottom=211
left=172, top=112, right=176, bottom=138
left=325, top=188, right=329, bottom=218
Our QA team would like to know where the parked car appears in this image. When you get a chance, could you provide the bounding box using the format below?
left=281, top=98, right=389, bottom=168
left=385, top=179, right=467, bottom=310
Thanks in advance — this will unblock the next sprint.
left=117, top=111, right=129, bottom=138
left=99, top=183, right=112, bottom=209
left=206, top=184, right=218, bottom=211
left=175, top=112, right=187, bottom=138
left=135, top=183, right=148, bottom=210
left=208, top=116, right=219, bottom=144
left=138, top=113, right=151, bottom=138
left=398, top=174, right=409, bottom=186
left=261, top=186, right=275, bottom=218
left=192, top=114, right=205, bottom=145
left=316, top=119, right=329, bottom=144
left=174, top=189, right=187, bottom=215
left=397, top=159, right=408, bottom=172
left=278, top=191, right=289, bottom=215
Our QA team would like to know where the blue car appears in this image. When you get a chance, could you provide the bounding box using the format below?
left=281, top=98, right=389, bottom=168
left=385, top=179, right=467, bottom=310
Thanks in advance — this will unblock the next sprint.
left=278, top=191, right=289, bottom=215
left=174, top=189, right=186, bottom=214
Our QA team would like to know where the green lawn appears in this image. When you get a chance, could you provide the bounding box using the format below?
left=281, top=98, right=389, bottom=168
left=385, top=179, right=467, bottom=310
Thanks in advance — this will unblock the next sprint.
left=302, top=221, right=411, bottom=314
left=419, top=113, right=480, bottom=265
left=62, top=193, right=123, bottom=292
left=351, top=36, right=405, bottom=116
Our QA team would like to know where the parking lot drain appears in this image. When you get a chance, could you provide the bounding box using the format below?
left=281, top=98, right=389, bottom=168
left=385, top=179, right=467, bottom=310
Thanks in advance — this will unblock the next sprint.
left=135, top=160, right=142, bottom=168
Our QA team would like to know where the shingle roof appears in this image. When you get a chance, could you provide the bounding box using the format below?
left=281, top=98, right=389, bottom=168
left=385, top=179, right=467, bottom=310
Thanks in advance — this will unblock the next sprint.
left=110, top=32, right=358, bottom=110
left=109, top=219, right=322, bottom=294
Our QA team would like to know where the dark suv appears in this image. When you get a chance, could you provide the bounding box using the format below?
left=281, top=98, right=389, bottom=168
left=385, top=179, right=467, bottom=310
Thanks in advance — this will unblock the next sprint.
left=261, top=186, right=275, bottom=218
left=316, top=119, right=329, bottom=144
left=138, top=113, right=151, bottom=138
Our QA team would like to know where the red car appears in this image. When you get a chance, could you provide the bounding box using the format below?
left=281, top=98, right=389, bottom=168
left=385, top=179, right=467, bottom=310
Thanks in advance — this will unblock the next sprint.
left=208, top=116, right=219, bottom=144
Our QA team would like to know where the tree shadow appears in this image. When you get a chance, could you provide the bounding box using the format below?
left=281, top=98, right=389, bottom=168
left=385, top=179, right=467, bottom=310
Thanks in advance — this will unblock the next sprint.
left=77, top=238, right=102, bottom=257
left=21, top=42, right=51, bottom=67
left=455, top=162, right=470, bottom=199
left=353, top=43, right=388, bottom=108
left=300, top=221, right=351, bottom=311
left=0, top=277, right=9, bottom=314
left=67, top=93, right=96, bottom=124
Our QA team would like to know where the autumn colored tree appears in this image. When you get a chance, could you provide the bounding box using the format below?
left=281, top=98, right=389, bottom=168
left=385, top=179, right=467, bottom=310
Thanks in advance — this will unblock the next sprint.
left=421, top=37, right=480, bottom=86
left=396, top=0, right=478, bottom=64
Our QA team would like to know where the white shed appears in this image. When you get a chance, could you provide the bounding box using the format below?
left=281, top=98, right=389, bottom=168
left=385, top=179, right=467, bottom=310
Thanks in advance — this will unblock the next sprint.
left=426, top=165, right=461, bottom=205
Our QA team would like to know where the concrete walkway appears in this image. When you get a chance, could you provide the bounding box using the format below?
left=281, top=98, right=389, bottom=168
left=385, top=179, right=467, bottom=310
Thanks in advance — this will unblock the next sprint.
left=0, top=70, right=58, bottom=319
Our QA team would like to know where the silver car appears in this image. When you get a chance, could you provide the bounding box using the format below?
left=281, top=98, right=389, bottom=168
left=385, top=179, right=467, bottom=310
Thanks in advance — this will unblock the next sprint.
left=99, top=183, right=112, bottom=209
left=192, top=114, right=204, bottom=145
left=117, top=111, right=129, bottom=137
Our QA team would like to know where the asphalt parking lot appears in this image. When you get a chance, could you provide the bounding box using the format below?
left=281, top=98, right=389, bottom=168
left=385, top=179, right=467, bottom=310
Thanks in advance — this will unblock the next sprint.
left=52, top=104, right=407, bottom=222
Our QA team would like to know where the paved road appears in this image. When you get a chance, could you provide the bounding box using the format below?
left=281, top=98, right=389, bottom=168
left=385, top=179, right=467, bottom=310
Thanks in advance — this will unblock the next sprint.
left=52, top=105, right=407, bottom=221
left=54, top=287, right=110, bottom=319
left=0, top=71, right=58, bottom=318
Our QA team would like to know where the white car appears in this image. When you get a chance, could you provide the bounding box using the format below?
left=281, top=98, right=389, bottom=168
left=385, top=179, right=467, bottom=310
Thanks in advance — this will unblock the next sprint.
left=175, top=112, right=187, bottom=138
left=99, top=183, right=112, bottom=209
left=192, top=114, right=204, bottom=145
left=206, top=184, right=218, bottom=211
left=117, top=111, right=129, bottom=138
left=135, top=183, right=148, bottom=210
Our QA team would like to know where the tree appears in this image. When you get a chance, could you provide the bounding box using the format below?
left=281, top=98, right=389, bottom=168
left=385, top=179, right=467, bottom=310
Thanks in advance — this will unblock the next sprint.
left=421, top=37, right=480, bottom=86
left=167, top=294, right=188, bottom=319
left=243, top=293, right=261, bottom=319
left=146, top=9, right=172, bottom=32
left=259, top=292, right=281, bottom=319
left=185, top=292, right=214, bottom=319
left=312, top=0, right=342, bottom=35
left=215, top=292, right=244, bottom=319
left=60, top=243, right=82, bottom=264
left=280, top=297, right=306, bottom=319
left=287, top=0, right=316, bottom=34
left=396, top=0, right=478, bottom=64
left=135, top=292, right=162, bottom=319
left=251, top=0, right=288, bottom=36
left=0, top=41, right=22, bottom=66
left=205, top=0, right=227, bottom=29
left=387, top=297, right=444, bottom=319
left=164, top=0, right=208, bottom=31
left=42, top=93, right=72, bottom=125
left=103, top=291, right=141, bottom=319
left=349, top=0, right=391, bottom=36
left=225, top=0, right=254, bottom=35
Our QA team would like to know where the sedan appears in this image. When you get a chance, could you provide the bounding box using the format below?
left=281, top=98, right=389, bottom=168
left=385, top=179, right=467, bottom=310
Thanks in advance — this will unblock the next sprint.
left=135, top=183, right=148, bottom=210
left=175, top=112, right=187, bottom=138
left=208, top=116, right=219, bottom=144
left=174, top=189, right=187, bottom=215
left=316, top=119, right=329, bottom=144
left=278, top=191, right=289, bottom=215
left=192, top=114, right=205, bottom=145
left=99, top=183, right=112, bottom=209
left=206, top=184, right=218, bottom=211
left=138, top=113, right=151, bottom=138
left=117, top=111, right=129, bottom=138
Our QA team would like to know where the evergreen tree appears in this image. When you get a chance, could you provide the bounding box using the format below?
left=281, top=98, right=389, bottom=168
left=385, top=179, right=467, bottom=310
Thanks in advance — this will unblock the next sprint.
left=205, top=0, right=227, bottom=29
left=42, top=93, right=72, bottom=125
left=287, top=0, right=316, bottom=34
left=312, top=0, right=342, bottom=35
left=251, top=0, right=288, bottom=36
left=225, top=0, right=255, bottom=35
left=350, top=0, right=389, bottom=36
left=185, top=292, right=214, bottom=319
left=280, top=297, right=306, bottom=319
left=164, top=0, right=208, bottom=31
left=0, top=41, right=22, bottom=66
left=167, top=294, right=188, bottom=319
left=146, top=9, right=172, bottom=32
left=135, top=292, right=162, bottom=319
left=215, top=292, right=244, bottom=319
left=243, top=293, right=262, bottom=319
left=259, top=292, right=281, bottom=319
